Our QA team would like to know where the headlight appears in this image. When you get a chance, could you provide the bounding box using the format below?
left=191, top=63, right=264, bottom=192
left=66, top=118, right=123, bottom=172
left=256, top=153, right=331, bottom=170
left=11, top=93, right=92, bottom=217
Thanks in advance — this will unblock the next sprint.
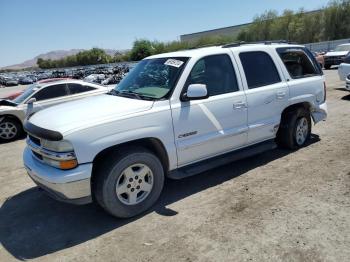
left=41, top=139, right=74, bottom=152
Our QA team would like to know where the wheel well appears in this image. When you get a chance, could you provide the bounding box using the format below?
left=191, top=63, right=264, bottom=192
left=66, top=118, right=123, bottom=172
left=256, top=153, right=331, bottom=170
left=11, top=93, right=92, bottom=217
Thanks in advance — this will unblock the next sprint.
left=92, top=138, right=170, bottom=174
left=0, top=114, right=23, bottom=129
left=281, top=102, right=311, bottom=120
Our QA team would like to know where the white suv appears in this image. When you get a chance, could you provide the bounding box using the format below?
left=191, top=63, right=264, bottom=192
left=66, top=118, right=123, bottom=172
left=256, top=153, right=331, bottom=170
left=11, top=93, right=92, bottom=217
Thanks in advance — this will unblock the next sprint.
left=23, top=43, right=327, bottom=218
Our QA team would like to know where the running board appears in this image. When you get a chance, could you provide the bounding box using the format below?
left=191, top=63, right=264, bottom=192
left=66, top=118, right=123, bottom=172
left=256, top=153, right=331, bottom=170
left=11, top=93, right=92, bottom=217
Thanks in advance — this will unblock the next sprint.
left=168, top=140, right=277, bottom=180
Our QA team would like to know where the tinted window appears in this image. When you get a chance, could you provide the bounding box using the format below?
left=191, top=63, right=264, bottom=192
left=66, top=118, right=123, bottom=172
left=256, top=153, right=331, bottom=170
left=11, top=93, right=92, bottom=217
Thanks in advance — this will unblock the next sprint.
left=186, top=54, right=239, bottom=96
left=277, top=47, right=322, bottom=78
left=239, top=51, right=281, bottom=89
left=33, top=84, right=68, bottom=101
left=68, top=83, right=96, bottom=94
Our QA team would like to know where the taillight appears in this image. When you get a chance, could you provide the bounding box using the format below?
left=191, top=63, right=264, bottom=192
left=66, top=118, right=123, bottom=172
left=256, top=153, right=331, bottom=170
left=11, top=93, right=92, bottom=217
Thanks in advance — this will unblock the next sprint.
left=323, top=82, right=327, bottom=102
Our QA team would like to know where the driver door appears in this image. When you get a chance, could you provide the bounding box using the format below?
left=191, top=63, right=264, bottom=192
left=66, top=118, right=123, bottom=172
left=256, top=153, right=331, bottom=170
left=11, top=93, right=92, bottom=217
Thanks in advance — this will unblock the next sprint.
left=171, top=54, right=248, bottom=166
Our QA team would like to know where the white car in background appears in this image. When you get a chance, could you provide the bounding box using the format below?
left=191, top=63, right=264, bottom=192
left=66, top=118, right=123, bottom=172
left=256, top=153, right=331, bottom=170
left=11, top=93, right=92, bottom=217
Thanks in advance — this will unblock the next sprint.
left=0, top=79, right=109, bottom=142
left=324, top=43, right=350, bottom=69
left=346, top=75, right=350, bottom=91
left=338, top=55, right=350, bottom=81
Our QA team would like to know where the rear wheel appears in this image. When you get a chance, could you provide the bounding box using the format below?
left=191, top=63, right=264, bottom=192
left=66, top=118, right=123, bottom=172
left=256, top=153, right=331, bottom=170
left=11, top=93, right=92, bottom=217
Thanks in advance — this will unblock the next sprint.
left=0, top=117, right=22, bottom=143
left=276, top=107, right=311, bottom=149
left=93, top=147, right=164, bottom=218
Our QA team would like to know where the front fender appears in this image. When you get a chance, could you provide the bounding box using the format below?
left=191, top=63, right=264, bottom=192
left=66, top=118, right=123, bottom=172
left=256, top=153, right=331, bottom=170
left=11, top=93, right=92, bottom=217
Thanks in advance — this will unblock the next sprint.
left=66, top=110, right=178, bottom=170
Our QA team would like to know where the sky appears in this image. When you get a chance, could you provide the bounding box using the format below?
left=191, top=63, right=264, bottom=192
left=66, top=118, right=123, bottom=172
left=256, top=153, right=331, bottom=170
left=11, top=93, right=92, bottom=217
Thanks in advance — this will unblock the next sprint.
left=0, top=0, right=330, bottom=67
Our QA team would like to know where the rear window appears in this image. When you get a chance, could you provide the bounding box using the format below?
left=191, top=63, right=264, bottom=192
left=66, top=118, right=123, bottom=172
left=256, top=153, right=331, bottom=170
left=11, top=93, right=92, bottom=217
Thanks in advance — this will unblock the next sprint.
left=68, top=83, right=96, bottom=94
left=239, top=51, right=281, bottom=89
left=277, top=47, right=322, bottom=79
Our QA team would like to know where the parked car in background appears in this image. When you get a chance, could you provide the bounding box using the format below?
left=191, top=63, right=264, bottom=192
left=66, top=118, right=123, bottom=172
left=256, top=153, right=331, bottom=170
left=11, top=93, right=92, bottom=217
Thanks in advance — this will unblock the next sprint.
left=0, top=76, right=19, bottom=86
left=19, top=76, right=35, bottom=85
left=1, top=91, right=24, bottom=100
left=324, top=43, right=350, bottom=69
left=0, top=79, right=109, bottom=142
left=346, top=74, right=350, bottom=91
left=23, top=43, right=327, bottom=218
left=338, top=63, right=350, bottom=81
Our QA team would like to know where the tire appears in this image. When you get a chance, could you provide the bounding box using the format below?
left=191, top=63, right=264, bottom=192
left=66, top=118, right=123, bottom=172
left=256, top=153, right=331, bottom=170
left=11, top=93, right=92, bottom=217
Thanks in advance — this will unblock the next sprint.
left=324, top=64, right=331, bottom=70
left=93, top=146, right=164, bottom=218
left=276, top=107, right=311, bottom=150
left=0, top=117, right=22, bottom=143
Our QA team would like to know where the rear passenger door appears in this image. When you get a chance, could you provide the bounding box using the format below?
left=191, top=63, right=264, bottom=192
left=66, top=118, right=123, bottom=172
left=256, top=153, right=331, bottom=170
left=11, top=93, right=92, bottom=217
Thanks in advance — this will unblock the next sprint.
left=276, top=47, right=324, bottom=108
left=237, top=50, right=289, bottom=144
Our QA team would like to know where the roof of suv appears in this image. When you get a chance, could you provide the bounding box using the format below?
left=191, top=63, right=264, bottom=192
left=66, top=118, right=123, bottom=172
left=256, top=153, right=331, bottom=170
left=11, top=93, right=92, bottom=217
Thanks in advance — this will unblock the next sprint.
left=147, top=43, right=304, bottom=60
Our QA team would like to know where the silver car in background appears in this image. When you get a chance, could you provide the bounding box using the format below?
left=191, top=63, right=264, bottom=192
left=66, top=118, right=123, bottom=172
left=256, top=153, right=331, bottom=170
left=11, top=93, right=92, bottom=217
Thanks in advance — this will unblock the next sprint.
left=0, top=79, right=110, bottom=142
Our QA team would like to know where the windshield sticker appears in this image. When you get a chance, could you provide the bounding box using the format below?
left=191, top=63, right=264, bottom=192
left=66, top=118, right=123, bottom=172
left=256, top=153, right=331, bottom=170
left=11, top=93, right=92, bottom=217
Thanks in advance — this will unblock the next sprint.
left=164, top=59, right=184, bottom=68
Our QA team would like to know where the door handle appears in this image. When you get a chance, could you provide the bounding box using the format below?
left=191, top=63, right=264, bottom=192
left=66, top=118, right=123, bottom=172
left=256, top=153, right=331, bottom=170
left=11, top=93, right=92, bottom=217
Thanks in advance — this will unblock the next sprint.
left=233, top=101, right=246, bottom=109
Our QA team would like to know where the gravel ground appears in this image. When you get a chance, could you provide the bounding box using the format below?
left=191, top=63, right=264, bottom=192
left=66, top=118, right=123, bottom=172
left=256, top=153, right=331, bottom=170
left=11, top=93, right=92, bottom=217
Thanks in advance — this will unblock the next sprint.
left=0, top=70, right=349, bottom=262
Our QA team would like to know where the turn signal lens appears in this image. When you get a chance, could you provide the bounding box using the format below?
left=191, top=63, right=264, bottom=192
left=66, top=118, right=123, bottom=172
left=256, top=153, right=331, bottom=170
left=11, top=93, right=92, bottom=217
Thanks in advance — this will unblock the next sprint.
left=59, top=159, right=78, bottom=170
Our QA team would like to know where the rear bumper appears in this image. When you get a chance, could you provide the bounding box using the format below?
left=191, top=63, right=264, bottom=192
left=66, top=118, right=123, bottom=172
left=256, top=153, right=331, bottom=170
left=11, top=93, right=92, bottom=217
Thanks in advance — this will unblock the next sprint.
left=23, top=147, right=92, bottom=204
left=311, top=102, right=327, bottom=124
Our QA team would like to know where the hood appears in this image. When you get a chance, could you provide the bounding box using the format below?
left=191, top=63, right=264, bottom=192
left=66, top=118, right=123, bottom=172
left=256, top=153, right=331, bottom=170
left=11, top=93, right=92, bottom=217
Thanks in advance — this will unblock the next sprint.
left=325, top=51, right=349, bottom=57
left=28, top=94, right=154, bottom=135
left=0, top=100, right=18, bottom=107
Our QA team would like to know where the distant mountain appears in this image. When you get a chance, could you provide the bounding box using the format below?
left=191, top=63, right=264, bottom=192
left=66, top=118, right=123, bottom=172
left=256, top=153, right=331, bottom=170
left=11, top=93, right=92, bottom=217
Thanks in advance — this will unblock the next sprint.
left=1, top=48, right=120, bottom=70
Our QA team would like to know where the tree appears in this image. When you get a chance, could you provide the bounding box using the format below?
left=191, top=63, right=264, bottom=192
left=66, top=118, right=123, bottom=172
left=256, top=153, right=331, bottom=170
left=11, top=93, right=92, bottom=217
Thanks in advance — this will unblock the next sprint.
left=129, top=40, right=153, bottom=61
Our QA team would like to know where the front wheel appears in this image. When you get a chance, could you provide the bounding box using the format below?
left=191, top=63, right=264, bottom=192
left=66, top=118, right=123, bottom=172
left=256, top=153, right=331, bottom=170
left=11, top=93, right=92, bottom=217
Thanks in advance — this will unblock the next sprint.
left=0, top=117, right=22, bottom=143
left=93, top=147, right=164, bottom=218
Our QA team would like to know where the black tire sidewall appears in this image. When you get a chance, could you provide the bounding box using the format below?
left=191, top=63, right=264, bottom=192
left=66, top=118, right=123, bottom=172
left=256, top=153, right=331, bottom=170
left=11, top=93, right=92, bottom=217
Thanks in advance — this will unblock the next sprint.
left=101, top=152, right=164, bottom=218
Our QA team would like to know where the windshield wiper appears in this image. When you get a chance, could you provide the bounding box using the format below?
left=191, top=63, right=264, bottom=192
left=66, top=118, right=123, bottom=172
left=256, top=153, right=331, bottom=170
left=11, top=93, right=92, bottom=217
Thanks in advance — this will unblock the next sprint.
left=120, top=90, right=155, bottom=100
left=120, top=90, right=143, bottom=99
left=107, top=89, right=119, bottom=96
left=108, top=89, right=154, bottom=100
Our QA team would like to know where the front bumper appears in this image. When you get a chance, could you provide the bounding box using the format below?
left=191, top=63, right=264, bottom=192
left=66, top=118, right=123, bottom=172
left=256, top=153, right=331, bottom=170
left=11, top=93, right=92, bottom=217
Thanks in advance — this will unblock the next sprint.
left=311, top=102, right=328, bottom=124
left=23, top=147, right=93, bottom=204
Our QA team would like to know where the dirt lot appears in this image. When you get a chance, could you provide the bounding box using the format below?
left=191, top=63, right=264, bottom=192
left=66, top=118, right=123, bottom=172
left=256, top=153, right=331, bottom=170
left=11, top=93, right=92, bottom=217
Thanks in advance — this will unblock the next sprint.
left=0, top=70, right=349, bottom=262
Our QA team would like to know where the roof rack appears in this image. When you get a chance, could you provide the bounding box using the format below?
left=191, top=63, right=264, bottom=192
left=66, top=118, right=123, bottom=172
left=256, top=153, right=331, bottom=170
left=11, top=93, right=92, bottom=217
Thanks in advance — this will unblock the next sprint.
left=222, top=40, right=296, bottom=48
left=188, top=43, right=223, bottom=50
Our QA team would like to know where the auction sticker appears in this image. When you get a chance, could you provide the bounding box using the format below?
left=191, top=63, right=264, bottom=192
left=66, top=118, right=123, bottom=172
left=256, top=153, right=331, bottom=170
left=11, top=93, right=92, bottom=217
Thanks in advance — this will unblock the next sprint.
left=164, top=59, right=184, bottom=68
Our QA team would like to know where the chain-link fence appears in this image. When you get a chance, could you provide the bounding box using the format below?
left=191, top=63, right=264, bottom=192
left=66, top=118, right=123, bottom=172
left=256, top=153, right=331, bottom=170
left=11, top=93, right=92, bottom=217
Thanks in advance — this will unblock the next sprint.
left=305, top=38, right=350, bottom=52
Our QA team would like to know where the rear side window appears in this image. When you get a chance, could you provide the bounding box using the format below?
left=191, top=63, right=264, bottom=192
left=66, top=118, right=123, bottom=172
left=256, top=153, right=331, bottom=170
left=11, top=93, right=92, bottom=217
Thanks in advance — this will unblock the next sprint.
left=68, top=83, right=96, bottom=94
left=33, top=84, right=68, bottom=101
left=186, top=54, right=239, bottom=96
left=239, top=51, right=281, bottom=89
left=277, top=47, right=322, bottom=79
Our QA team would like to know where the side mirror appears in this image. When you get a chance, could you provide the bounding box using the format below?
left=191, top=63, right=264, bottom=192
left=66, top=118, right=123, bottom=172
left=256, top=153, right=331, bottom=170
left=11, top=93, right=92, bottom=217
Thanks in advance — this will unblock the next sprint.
left=26, top=98, right=36, bottom=104
left=182, top=84, right=208, bottom=101
left=25, top=97, right=36, bottom=117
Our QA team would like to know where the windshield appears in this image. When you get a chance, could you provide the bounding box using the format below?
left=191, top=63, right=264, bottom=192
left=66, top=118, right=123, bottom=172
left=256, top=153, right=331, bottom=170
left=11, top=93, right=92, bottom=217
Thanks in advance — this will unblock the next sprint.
left=114, top=57, right=189, bottom=99
left=334, top=45, right=350, bottom=52
left=13, top=83, right=40, bottom=104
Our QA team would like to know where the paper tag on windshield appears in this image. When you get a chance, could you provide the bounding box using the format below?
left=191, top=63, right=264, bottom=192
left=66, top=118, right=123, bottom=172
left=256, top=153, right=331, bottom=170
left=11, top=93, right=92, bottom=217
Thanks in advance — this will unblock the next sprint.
left=164, top=59, right=184, bottom=68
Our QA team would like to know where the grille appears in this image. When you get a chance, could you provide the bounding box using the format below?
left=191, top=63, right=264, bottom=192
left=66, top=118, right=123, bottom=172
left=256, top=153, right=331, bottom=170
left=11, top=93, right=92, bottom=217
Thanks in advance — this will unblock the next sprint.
left=33, top=151, right=43, bottom=160
left=28, top=134, right=41, bottom=146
